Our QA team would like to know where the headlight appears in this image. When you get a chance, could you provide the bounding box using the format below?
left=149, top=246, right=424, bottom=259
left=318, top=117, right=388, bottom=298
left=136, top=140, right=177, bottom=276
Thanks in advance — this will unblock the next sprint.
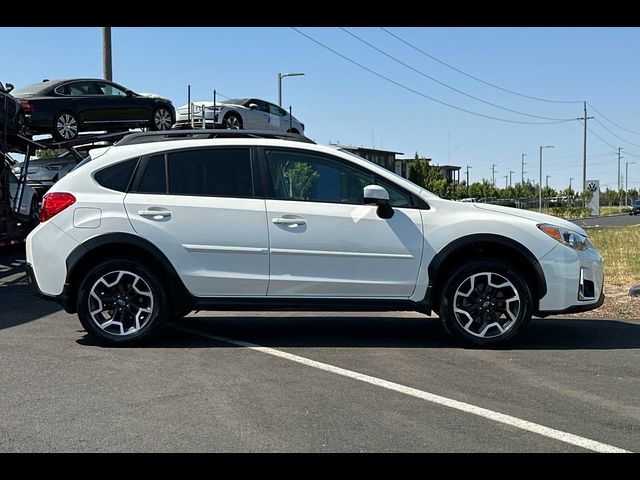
left=538, top=223, right=589, bottom=251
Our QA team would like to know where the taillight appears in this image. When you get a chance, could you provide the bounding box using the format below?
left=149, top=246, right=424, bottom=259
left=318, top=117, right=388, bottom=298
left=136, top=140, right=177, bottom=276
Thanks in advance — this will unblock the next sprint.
left=40, top=192, right=75, bottom=222
left=19, top=99, right=35, bottom=113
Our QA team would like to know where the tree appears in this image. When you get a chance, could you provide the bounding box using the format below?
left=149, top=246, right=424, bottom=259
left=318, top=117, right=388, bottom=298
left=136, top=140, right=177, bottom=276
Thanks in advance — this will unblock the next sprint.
left=408, top=153, right=448, bottom=196
left=284, top=162, right=319, bottom=199
left=36, top=149, right=62, bottom=159
left=601, top=187, right=618, bottom=207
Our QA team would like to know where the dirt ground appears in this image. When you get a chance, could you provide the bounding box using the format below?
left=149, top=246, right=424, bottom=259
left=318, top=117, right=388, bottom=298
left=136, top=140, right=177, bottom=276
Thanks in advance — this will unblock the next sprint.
left=564, top=283, right=640, bottom=320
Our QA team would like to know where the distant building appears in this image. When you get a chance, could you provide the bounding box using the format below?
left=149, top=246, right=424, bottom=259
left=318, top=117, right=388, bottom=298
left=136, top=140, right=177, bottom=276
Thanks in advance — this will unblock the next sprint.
left=396, top=157, right=461, bottom=183
left=332, top=144, right=404, bottom=174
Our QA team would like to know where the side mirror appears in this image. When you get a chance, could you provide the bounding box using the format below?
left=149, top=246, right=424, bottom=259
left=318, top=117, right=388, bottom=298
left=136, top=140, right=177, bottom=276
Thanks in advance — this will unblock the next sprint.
left=125, top=89, right=134, bottom=97
left=364, top=185, right=394, bottom=219
left=5, top=83, right=14, bottom=93
left=248, top=103, right=258, bottom=110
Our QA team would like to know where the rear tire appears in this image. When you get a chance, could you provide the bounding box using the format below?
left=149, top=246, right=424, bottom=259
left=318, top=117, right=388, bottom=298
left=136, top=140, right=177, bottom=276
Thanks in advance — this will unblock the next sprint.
left=150, top=106, right=174, bottom=131
left=53, top=111, right=79, bottom=141
left=76, top=257, right=168, bottom=346
left=439, top=259, right=533, bottom=347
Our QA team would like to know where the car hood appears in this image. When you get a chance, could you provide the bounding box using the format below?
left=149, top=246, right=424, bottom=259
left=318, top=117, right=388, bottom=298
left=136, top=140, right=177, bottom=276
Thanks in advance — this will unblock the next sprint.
left=473, top=203, right=588, bottom=236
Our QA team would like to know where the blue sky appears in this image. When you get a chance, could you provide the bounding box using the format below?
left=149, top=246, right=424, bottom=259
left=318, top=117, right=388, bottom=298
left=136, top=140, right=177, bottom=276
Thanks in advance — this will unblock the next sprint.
left=2, top=26, right=640, bottom=191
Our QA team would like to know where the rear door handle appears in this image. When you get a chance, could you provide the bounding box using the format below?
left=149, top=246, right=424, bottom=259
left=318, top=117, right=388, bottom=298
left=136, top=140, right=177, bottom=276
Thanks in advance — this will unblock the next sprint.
left=138, top=209, right=172, bottom=220
left=272, top=217, right=306, bottom=227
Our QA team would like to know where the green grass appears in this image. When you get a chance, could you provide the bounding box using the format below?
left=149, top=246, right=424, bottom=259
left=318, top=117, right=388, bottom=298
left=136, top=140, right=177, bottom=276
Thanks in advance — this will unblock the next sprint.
left=586, top=225, right=640, bottom=286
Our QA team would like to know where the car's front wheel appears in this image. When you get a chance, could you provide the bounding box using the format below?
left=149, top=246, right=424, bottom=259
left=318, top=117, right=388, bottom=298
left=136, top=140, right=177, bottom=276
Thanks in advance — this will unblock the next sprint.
left=223, top=113, right=242, bottom=130
left=150, top=106, right=174, bottom=131
left=76, top=258, right=168, bottom=346
left=53, top=111, right=79, bottom=141
left=439, top=259, right=533, bottom=347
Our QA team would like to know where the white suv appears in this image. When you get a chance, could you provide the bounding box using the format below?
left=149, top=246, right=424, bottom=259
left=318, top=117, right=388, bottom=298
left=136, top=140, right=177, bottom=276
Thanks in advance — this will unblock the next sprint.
left=25, top=131, right=604, bottom=347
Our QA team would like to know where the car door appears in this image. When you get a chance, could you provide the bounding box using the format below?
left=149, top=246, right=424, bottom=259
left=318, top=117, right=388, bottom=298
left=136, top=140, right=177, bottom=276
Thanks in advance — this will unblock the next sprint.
left=245, top=99, right=271, bottom=130
left=124, top=147, right=269, bottom=297
left=95, top=81, right=149, bottom=125
left=267, top=103, right=283, bottom=131
left=263, top=148, right=424, bottom=297
left=62, top=80, right=112, bottom=127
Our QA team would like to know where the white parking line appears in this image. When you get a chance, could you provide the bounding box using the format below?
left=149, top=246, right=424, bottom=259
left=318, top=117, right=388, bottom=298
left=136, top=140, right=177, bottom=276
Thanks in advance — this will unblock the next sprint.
left=174, top=325, right=631, bottom=453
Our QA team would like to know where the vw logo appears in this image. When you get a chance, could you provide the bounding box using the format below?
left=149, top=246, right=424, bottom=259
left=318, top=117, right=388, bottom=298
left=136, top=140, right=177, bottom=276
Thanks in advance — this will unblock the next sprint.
left=587, top=182, right=598, bottom=192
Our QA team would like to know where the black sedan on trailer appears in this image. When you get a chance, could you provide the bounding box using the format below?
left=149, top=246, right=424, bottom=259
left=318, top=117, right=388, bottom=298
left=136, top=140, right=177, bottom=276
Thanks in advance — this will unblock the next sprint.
left=11, top=78, right=175, bottom=140
left=1, top=81, right=25, bottom=143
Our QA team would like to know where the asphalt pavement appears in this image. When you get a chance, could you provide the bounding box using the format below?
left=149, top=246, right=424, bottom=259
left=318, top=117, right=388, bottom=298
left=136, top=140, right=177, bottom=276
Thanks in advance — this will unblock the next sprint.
left=1, top=246, right=638, bottom=452
left=571, top=213, right=640, bottom=228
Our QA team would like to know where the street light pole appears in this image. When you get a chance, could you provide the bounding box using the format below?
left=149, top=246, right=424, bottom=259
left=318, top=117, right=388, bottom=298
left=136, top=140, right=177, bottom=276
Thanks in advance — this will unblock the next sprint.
left=626, top=161, right=636, bottom=207
left=539, top=145, right=554, bottom=212
left=278, top=72, right=305, bottom=107
left=102, top=27, right=112, bottom=81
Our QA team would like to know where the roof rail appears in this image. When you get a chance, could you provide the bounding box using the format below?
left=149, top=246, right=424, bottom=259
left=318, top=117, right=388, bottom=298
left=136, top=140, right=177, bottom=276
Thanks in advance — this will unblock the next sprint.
left=114, top=129, right=316, bottom=147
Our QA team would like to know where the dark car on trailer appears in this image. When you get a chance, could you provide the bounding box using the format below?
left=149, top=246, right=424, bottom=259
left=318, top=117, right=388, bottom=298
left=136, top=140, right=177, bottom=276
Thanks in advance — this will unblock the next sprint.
left=1, top=81, right=25, bottom=144
left=11, top=78, right=175, bottom=141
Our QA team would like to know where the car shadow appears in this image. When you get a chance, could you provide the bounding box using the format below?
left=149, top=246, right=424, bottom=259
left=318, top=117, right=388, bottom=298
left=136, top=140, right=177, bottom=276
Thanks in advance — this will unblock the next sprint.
left=76, top=314, right=640, bottom=351
left=0, top=245, right=63, bottom=330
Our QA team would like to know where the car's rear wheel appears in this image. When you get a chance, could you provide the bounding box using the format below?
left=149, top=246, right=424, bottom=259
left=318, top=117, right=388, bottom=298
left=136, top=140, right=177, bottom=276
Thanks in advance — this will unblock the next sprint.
left=223, top=113, right=242, bottom=130
left=53, top=111, right=79, bottom=140
left=76, top=258, right=168, bottom=346
left=29, top=196, right=39, bottom=227
left=439, top=259, right=533, bottom=347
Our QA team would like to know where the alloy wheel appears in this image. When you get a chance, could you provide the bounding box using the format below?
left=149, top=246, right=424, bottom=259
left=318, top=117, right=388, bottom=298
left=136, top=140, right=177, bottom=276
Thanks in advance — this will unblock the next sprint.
left=154, top=108, right=172, bottom=130
left=224, top=116, right=241, bottom=129
left=88, top=270, right=154, bottom=336
left=56, top=113, right=78, bottom=139
left=452, top=272, right=521, bottom=339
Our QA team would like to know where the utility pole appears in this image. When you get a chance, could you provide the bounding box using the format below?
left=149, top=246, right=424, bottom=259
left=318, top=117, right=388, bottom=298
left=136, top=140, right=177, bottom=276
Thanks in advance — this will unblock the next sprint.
left=509, top=170, right=515, bottom=187
left=278, top=72, right=305, bottom=107
left=569, top=177, right=574, bottom=192
left=617, top=147, right=623, bottom=192
left=546, top=174, right=551, bottom=189
left=521, top=153, right=527, bottom=184
left=102, top=27, right=112, bottom=81
left=539, top=145, right=554, bottom=212
left=577, top=101, right=594, bottom=192
left=491, top=164, right=496, bottom=186
left=626, top=161, right=636, bottom=207
left=504, top=175, right=508, bottom=189
left=466, top=165, right=472, bottom=194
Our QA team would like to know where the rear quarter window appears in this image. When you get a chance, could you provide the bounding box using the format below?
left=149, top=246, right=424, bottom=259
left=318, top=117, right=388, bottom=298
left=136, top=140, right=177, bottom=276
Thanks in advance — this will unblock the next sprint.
left=93, top=158, right=139, bottom=192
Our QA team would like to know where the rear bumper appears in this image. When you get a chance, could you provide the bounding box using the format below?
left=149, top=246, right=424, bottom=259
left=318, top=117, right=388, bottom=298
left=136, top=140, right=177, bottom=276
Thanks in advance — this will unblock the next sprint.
left=25, top=262, right=70, bottom=309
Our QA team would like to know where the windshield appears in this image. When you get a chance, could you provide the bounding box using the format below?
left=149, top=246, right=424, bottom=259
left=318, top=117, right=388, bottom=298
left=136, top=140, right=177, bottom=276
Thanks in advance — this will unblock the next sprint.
left=220, top=98, right=249, bottom=106
left=11, top=82, right=46, bottom=96
left=337, top=148, right=441, bottom=199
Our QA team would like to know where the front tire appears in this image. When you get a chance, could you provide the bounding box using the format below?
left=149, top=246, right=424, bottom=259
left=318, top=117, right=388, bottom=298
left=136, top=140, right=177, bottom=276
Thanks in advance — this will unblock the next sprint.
left=76, top=258, right=168, bottom=346
left=53, top=111, right=79, bottom=140
left=223, top=113, right=242, bottom=130
left=439, top=259, right=533, bottom=347
left=150, top=106, right=174, bottom=131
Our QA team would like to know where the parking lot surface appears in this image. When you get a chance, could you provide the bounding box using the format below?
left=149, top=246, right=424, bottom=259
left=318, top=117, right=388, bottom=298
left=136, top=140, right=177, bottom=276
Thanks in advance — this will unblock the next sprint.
left=571, top=214, right=640, bottom=228
left=1, top=247, right=638, bottom=452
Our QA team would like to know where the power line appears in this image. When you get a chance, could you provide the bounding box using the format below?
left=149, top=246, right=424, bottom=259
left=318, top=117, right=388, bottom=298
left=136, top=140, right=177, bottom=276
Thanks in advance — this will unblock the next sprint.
left=291, top=27, right=575, bottom=126
left=380, top=27, right=583, bottom=105
left=593, top=118, right=640, bottom=148
left=587, top=103, right=640, bottom=135
left=580, top=120, right=618, bottom=150
left=340, top=27, right=574, bottom=122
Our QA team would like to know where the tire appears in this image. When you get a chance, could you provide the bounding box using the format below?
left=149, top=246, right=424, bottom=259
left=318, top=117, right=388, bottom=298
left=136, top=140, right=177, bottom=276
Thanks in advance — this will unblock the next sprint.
left=171, top=308, right=192, bottom=321
left=29, top=196, right=39, bottom=227
left=222, top=113, right=242, bottom=130
left=12, top=111, right=26, bottom=138
left=150, top=106, right=174, bottom=131
left=439, top=259, right=533, bottom=347
left=76, top=257, right=168, bottom=346
left=53, top=111, right=79, bottom=141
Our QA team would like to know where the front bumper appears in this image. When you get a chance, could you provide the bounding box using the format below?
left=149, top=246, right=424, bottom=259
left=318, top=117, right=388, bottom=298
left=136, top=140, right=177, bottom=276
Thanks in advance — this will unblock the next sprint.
left=535, top=243, right=604, bottom=316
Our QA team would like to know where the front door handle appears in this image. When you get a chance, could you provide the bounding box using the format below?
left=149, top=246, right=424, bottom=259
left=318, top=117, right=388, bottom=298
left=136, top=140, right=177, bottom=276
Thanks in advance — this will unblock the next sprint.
left=138, top=209, right=172, bottom=220
left=272, top=217, right=306, bottom=227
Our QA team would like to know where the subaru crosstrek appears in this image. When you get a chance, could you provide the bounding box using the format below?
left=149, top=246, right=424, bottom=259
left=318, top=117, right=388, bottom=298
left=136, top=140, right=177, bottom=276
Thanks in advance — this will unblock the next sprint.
left=25, top=131, right=604, bottom=347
